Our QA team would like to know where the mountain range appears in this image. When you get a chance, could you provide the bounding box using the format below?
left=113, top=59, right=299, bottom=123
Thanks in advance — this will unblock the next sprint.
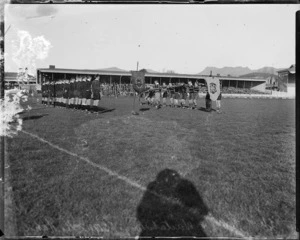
left=198, top=66, right=282, bottom=77
left=97, top=67, right=160, bottom=73
left=97, top=66, right=284, bottom=78
left=97, top=67, right=127, bottom=72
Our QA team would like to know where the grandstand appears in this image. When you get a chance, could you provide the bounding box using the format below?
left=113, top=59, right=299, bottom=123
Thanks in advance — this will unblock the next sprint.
left=37, top=66, right=268, bottom=94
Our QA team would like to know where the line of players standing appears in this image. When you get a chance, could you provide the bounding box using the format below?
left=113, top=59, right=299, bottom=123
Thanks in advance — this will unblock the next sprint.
left=142, top=80, right=203, bottom=110
left=41, top=75, right=101, bottom=112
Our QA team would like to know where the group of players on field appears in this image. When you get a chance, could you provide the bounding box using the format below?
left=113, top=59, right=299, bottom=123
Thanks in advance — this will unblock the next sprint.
left=41, top=75, right=221, bottom=113
left=140, top=80, right=221, bottom=112
left=41, top=75, right=101, bottom=112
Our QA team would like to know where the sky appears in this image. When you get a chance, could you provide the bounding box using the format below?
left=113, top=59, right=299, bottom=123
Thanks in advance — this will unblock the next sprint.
left=4, top=4, right=299, bottom=75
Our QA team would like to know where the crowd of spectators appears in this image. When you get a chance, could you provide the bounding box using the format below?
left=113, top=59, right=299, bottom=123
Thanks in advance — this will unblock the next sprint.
left=100, top=83, right=133, bottom=97
left=221, top=87, right=271, bottom=95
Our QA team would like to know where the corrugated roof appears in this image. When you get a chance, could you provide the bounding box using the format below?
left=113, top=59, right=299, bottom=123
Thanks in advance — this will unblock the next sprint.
left=37, top=68, right=267, bottom=82
left=38, top=68, right=131, bottom=76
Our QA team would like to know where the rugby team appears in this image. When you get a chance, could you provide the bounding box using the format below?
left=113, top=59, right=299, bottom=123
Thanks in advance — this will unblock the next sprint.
left=142, top=80, right=222, bottom=112
left=41, top=75, right=101, bottom=112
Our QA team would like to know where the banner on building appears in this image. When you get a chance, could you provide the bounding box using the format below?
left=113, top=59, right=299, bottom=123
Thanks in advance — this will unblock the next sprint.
left=205, top=77, right=220, bottom=101
left=131, top=69, right=147, bottom=93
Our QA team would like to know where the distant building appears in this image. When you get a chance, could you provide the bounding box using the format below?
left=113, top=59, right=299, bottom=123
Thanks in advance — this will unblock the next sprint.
left=5, top=72, right=37, bottom=91
left=277, top=64, right=295, bottom=96
left=265, top=76, right=278, bottom=90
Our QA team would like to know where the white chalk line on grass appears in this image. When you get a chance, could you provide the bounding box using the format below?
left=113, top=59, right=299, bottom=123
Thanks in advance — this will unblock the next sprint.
left=21, top=130, right=251, bottom=240
left=21, top=130, right=147, bottom=193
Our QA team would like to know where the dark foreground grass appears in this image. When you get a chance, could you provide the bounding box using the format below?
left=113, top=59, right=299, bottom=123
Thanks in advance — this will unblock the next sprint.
left=6, top=95, right=296, bottom=238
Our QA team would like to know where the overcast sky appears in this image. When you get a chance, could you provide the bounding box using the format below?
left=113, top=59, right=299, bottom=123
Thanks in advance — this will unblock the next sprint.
left=4, top=4, right=299, bottom=75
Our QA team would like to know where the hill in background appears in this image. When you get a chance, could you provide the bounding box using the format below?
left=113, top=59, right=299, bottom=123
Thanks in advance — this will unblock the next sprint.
left=239, top=72, right=278, bottom=79
left=199, top=66, right=282, bottom=77
left=96, top=67, right=161, bottom=73
left=97, top=67, right=128, bottom=72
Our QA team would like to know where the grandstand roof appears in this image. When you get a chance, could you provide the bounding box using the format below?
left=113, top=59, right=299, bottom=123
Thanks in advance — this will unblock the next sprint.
left=37, top=67, right=267, bottom=82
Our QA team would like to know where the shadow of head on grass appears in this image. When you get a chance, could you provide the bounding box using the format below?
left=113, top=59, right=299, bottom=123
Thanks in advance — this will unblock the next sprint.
left=137, top=169, right=209, bottom=239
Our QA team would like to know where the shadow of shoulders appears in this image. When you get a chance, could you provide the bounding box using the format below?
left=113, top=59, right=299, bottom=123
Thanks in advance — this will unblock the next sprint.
left=136, top=169, right=209, bottom=239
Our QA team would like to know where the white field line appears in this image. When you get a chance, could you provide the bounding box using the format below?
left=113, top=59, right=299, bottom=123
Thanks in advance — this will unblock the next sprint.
left=21, top=129, right=251, bottom=239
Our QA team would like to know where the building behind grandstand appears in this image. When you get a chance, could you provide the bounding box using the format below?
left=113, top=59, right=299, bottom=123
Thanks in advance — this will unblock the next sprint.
left=277, top=64, right=295, bottom=97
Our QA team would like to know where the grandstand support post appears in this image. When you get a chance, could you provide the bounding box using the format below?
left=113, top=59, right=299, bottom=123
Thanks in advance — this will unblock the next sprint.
left=119, top=76, right=121, bottom=85
left=236, top=80, right=238, bottom=88
left=160, top=77, right=162, bottom=85
left=150, top=77, right=152, bottom=84
left=243, top=81, right=246, bottom=89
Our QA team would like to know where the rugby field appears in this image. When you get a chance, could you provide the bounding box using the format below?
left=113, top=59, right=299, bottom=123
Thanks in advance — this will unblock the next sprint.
left=6, top=96, right=296, bottom=239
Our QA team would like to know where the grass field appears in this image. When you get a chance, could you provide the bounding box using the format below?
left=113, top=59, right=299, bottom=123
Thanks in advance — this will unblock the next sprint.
left=6, top=95, right=296, bottom=238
